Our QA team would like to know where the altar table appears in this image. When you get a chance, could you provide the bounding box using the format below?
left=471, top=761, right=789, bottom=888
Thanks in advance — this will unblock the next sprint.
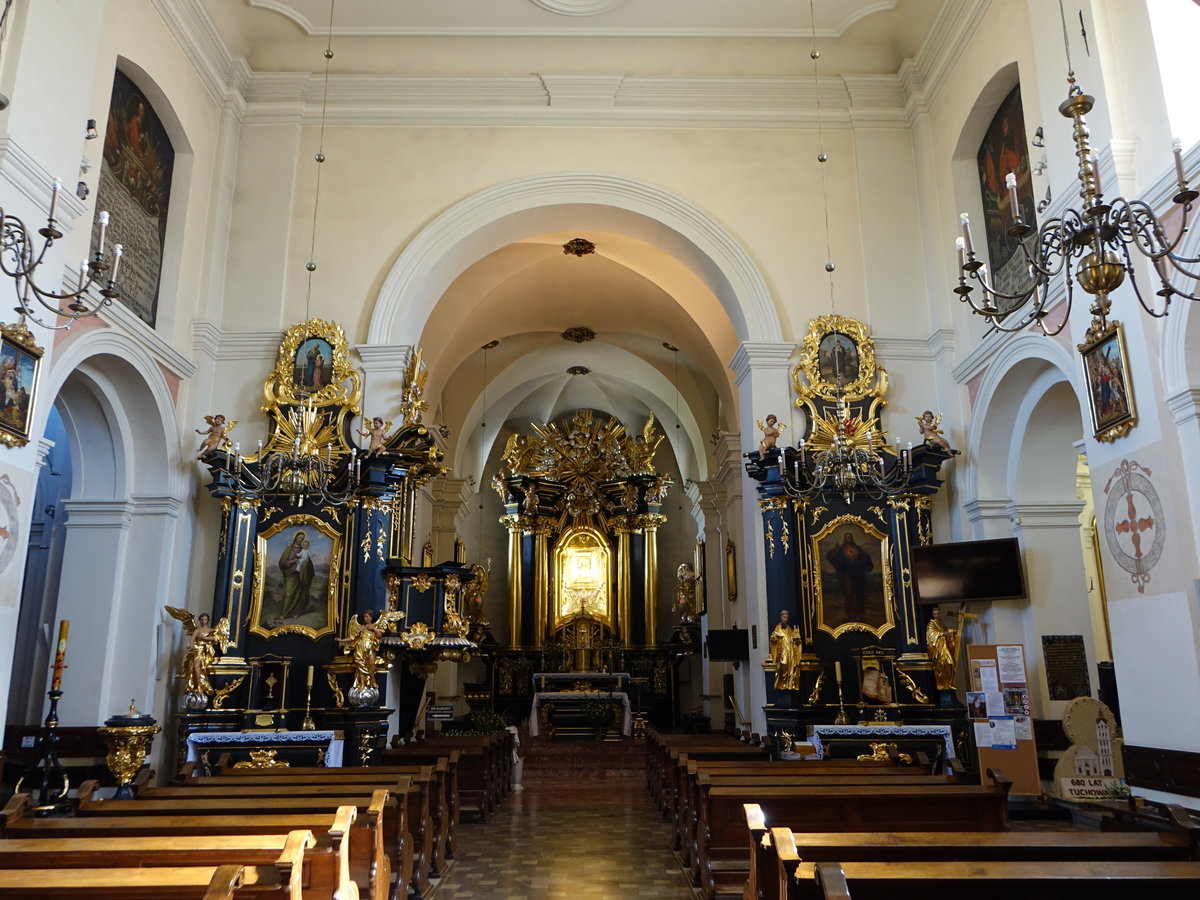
left=186, top=730, right=343, bottom=772
left=529, top=691, right=632, bottom=737
left=809, top=724, right=955, bottom=767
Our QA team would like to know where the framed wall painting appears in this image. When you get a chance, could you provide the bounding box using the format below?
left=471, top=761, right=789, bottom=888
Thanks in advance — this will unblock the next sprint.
left=725, top=539, right=737, bottom=603
left=0, top=324, right=43, bottom=449
left=814, top=514, right=894, bottom=639
left=694, top=538, right=707, bottom=617
left=250, top=514, right=342, bottom=639
left=1079, top=321, right=1137, bottom=443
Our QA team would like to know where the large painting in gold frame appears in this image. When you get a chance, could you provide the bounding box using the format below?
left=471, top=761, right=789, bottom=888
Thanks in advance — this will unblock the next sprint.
left=250, top=513, right=342, bottom=639
left=813, top=514, right=894, bottom=639
left=552, top=526, right=612, bottom=629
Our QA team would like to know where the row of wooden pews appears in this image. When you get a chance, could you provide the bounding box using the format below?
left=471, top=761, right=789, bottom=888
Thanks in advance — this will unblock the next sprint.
left=0, top=730, right=514, bottom=900
left=653, top=724, right=1200, bottom=900
left=763, top=807, right=1200, bottom=899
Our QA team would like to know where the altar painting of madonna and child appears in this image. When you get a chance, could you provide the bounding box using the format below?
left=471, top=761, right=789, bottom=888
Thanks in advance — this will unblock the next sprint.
left=251, top=516, right=340, bottom=639
left=814, top=517, right=894, bottom=637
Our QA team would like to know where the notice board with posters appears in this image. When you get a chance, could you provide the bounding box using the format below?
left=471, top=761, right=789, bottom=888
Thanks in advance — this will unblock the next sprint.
left=965, top=644, right=1040, bottom=796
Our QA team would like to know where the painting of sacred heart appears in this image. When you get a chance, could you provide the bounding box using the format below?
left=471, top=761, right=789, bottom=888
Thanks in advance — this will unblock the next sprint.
left=814, top=515, right=894, bottom=638
left=251, top=514, right=341, bottom=640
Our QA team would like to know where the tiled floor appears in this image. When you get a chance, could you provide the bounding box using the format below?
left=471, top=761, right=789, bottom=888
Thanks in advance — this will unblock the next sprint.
left=432, top=743, right=695, bottom=899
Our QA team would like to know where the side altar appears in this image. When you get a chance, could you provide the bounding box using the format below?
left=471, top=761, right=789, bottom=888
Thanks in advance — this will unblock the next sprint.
left=171, top=321, right=480, bottom=768
left=745, top=315, right=967, bottom=757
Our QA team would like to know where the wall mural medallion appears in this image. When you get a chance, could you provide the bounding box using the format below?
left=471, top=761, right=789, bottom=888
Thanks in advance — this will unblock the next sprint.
left=0, top=472, right=20, bottom=577
left=1102, top=458, right=1163, bottom=595
left=813, top=514, right=895, bottom=639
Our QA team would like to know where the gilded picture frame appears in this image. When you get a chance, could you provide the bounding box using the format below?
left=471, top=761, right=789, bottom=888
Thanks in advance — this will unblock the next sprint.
left=250, top=513, right=342, bottom=640
left=725, top=539, right=737, bottom=603
left=1078, top=320, right=1137, bottom=443
left=262, top=318, right=361, bottom=413
left=792, top=314, right=888, bottom=405
left=813, top=514, right=894, bottom=639
left=0, top=323, right=43, bottom=449
left=694, top=538, right=707, bottom=616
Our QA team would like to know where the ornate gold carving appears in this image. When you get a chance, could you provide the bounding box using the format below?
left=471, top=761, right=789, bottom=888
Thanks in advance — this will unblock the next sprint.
left=759, top=496, right=790, bottom=512
left=325, top=671, right=345, bottom=709
left=399, top=347, right=429, bottom=426
left=780, top=518, right=790, bottom=556
left=895, top=668, right=929, bottom=704
left=262, top=318, right=361, bottom=414
left=233, top=748, right=290, bottom=769
left=99, top=723, right=160, bottom=788
left=211, top=674, right=245, bottom=710
left=792, top=314, right=889, bottom=405
left=410, top=573, right=433, bottom=593
left=0, top=322, right=42, bottom=448
left=807, top=670, right=826, bottom=705
left=766, top=519, right=775, bottom=560
left=857, top=742, right=911, bottom=764
left=399, top=621, right=433, bottom=649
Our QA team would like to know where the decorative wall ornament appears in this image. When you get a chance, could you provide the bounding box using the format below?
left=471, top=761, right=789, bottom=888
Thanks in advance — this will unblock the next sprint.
left=813, top=514, right=895, bottom=640
left=1079, top=320, right=1137, bottom=443
left=530, top=0, right=626, bottom=17
left=561, top=325, right=596, bottom=342
left=725, top=540, right=737, bottom=603
left=1102, top=458, right=1163, bottom=595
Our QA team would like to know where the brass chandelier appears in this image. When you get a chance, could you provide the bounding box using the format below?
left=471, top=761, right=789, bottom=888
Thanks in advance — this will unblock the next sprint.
left=955, top=2, right=1197, bottom=335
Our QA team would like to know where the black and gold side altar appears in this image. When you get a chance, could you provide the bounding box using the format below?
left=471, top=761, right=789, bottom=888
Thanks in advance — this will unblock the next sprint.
left=181, top=320, right=469, bottom=765
left=745, top=315, right=962, bottom=755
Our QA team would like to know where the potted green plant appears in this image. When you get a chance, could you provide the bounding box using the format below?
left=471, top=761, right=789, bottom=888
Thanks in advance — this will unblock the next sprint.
left=583, top=698, right=616, bottom=742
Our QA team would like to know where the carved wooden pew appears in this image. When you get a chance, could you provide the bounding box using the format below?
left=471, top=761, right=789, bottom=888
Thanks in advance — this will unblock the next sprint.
left=1, top=794, right=386, bottom=900
left=0, top=829, right=357, bottom=900
left=650, top=739, right=769, bottom=821
left=0, top=798, right=371, bottom=898
left=173, top=765, right=445, bottom=889
left=0, top=862, right=294, bottom=899
left=381, top=734, right=509, bottom=823
left=682, top=770, right=959, bottom=888
left=790, top=858, right=1200, bottom=900
left=76, top=781, right=418, bottom=900
left=694, top=773, right=1012, bottom=900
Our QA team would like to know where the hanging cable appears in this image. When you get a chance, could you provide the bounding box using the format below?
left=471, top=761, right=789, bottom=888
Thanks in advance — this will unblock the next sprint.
left=303, top=0, right=336, bottom=320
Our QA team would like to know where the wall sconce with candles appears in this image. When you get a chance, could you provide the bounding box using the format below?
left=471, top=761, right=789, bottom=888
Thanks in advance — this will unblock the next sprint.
left=955, top=1, right=1198, bottom=340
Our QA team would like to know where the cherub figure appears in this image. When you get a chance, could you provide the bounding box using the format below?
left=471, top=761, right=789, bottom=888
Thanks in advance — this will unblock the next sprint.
left=522, top=483, right=538, bottom=516
left=756, top=414, right=784, bottom=454
left=490, top=469, right=512, bottom=504
left=195, top=414, right=236, bottom=457
left=359, top=416, right=392, bottom=458
left=916, top=410, right=960, bottom=455
left=165, top=606, right=232, bottom=709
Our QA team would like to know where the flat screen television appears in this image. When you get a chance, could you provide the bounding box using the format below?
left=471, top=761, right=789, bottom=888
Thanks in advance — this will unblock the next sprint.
left=706, top=628, right=750, bottom=662
left=911, top=537, right=1027, bottom=605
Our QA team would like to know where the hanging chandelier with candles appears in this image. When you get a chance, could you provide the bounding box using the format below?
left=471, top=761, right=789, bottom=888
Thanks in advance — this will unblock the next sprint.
left=955, top=1, right=1198, bottom=336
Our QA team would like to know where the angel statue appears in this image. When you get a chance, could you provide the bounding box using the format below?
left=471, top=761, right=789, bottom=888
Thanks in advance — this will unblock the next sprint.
left=630, top=412, right=664, bottom=474
left=165, top=607, right=232, bottom=710
left=915, top=410, right=960, bottom=456
left=358, top=415, right=393, bottom=458
left=337, top=608, right=405, bottom=708
left=756, top=414, right=784, bottom=455
left=464, top=561, right=491, bottom=625
left=195, top=414, right=236, bottom=457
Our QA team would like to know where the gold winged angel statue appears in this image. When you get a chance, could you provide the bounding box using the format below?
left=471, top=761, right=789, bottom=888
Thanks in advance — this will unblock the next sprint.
left=165, top=606, right=233, bottom=709
left=338, top=608, right=405, bottom=707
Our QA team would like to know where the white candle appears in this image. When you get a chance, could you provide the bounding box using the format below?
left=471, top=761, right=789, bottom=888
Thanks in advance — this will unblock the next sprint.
left=97, top=211, right=109, bottom=255
left=1173, top=138, right=1187, bottom=185
left=78, top=260, right=88, bottom=290
left=1089, top=155, right=1102, bottom=197
left=306, top=665, right=314, bottom=687
left=835, top=660, right=842, bottom=681
left=959, top=213, right=974, bottom=254
left=48, top=178, right=61, bottom=221
left=1005, top=172, right=1020, bottom=220
left=110, top=244, right=123, bottom=281
left=955, top=236, right=965, bottom=270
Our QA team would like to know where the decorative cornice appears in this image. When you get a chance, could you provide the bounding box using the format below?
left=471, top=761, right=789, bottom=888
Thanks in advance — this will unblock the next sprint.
left=728, top=342, right=795, bottom=382
left=902, top=0, right=989, bottom=119
left=1165, top=387, right=1200, bottom=427
left=0, top=137, right=86, bottom=227
left=129, top=495, right=186, bottom=516
left=1007, top=500, right=1086, bottom=529
left=152, top=0, right=238, bottom=107
left=355, top=344, right=414, bottom=372
left=99, top=302, right=197, bottom=381
left=61, top=499, right=135, bottom=529
left=872, top=336, right=934, bottom=363
left=190, top=321, right=280, bottom=361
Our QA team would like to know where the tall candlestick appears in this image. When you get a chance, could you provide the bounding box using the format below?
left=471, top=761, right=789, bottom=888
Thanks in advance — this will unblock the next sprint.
left=110, top=244, right=123, bottom=282
left=955, top=236, right=965, bottom=271
left=1173, top=138, right=1187, bottom=186
left=307, top=665, right=314, bottom=687
left=50, top=620, right=69, bottom=691
left=834, top=660, right=842, bottom=682
left=48, top=179, right=61, bottom=222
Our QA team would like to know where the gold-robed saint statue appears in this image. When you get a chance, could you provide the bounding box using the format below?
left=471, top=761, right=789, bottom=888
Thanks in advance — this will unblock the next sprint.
left=338, top=608, right=405, bottom=707
left=763, top=608, right=803, bottom=690
left=165, top=607, right=233, bottom=710
left=926, top=605, right=973, bottom=691
left=675, top=562, right=702, bottom=623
